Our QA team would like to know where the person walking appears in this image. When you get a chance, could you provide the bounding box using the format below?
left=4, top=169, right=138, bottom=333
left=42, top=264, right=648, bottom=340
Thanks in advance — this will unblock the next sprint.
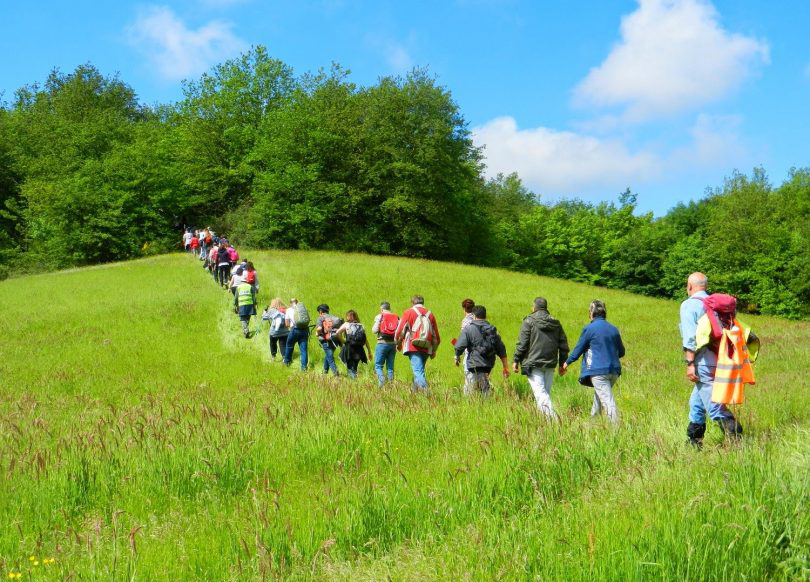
left=395, top=295, right=441, bottom=393
left=199, top=229, right=209, bottom=261
left=216, top=243, right=231, bottom=288
left=244, top=261, right=259, bottom=296
left=459, top=298, right=476, bottom=392
left=680, top=272, right=753, bottom=447
left=262, top=298, right=289, bottom=360
left=182, top=229, right=192, bottom=251
left=282, top=298, right=310, bottom=370
left=454, top=305, right=509, bottom=397
left=227, top=243, right=239, bottom=267
left=562, top=300, right=624, bottom=423
left=513, top=297, right=569, bottom=419
left=315, top=305, right=343, bottom=376
left=371, top=302, right=399, bottom=386
left=233, top=279, right=257, bottom=338
left=190, top=232, right=199, bottom=256
left=337, top=310, right=373, bottom=379
left=228, top=264, right=246, bottom=296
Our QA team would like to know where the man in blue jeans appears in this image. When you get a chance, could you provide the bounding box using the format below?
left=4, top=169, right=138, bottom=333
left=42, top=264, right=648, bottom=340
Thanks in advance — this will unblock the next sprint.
left=394, top=295, right=441, bottom=393
left=282, top=298, right=309, bottom=370
left=315, top=304, right=341, bottom=376
left=680, top=272, right=740, bottom=447
left=371, top=301, right=398, bottom=386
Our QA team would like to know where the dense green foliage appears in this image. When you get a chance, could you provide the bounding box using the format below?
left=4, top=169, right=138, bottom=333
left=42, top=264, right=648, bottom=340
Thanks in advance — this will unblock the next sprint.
left=1, top=252, right=808, bottom=580
left=1, top=47, right=808, bottom=316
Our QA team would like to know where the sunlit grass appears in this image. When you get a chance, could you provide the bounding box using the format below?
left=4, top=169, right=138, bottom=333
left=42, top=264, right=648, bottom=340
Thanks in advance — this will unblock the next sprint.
left=0, top=251, right=807, bottom=580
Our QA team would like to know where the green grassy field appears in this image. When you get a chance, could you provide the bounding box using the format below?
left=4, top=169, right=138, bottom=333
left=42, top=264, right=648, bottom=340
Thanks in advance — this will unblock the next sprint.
left=1, top=251, right=808, bottom=581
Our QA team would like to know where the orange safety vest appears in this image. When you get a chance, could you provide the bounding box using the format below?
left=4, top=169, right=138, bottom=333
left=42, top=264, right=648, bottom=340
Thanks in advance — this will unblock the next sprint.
left=711, top=320, right=755, bottom=405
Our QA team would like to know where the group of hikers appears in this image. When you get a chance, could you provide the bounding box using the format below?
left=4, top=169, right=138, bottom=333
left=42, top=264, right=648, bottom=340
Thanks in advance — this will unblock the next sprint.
left=182, top=229, right=760, bottom=443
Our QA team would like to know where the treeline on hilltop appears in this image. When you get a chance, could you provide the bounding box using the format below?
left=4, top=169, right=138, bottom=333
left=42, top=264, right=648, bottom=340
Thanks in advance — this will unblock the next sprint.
left=0, top=46, right=808, bottom=317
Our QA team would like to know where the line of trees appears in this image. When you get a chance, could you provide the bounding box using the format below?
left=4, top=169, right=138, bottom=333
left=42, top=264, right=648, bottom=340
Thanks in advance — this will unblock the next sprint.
left=1, top=47, right=808, bottom=317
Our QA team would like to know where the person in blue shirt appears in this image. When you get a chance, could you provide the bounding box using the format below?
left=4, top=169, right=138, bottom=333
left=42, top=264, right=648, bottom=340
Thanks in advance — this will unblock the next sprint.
left=562, top=300, right=625, bottom=423
left=680, top=272, right=740, bottom=448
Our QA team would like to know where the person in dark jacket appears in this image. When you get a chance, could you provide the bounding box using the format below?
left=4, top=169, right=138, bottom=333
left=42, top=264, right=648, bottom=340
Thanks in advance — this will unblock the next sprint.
left=454, top=305, right=509, bottom=396
left=562, top=300, right=625, bottom=423
left=513, top=297, right=569, bottom=418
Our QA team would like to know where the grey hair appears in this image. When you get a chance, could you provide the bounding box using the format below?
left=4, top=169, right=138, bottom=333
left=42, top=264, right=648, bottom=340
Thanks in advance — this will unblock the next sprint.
left=589, top=300, right=607, bottom=319
left=411, top=295, right=425, bottom=305
left=380, top=301, right=391, bottom=310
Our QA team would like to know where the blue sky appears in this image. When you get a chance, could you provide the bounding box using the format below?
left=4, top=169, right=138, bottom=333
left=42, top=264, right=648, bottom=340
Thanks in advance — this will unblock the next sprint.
left=2, top=0, right=808, bottom=213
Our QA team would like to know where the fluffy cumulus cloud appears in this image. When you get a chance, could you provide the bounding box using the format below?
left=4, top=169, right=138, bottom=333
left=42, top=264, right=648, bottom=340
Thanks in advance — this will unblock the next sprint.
left=573, top=0, right=769, bottom=122
left=472, top=117, right=662, bottom=194
left=126, top=5, right=247, bottom=81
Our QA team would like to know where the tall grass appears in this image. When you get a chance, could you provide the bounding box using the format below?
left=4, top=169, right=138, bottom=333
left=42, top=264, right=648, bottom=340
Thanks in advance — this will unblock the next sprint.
left=0, top=251, right=808, bottom=580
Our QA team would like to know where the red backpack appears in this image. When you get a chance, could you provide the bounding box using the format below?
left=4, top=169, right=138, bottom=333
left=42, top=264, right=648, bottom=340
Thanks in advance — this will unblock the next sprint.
left=701, top=294, right=737, bottom=345
left=245, top=270, right=256, bottom=284
left=379, top=312, right=400, bottom=339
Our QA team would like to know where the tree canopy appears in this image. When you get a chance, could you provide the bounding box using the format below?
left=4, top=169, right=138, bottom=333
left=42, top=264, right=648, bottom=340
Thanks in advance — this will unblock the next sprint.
left=1, top=47, right=808, bottom=317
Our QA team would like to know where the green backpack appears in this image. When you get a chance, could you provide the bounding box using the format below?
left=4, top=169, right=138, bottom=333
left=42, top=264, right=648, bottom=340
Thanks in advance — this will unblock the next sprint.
left=292, top=303, right=310, bottom=329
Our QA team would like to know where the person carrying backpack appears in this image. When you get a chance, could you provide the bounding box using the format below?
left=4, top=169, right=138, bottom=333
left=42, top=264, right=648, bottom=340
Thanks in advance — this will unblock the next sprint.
left=244, top=261, right=259, bottom=295
left=458, top=298, right=476, bottom=392
left=371, top=301, right=399, bottom=386
left=680, top=273, right=760, bottom=448
left=513, top=297, right=569, bottom=419
left=336, top=310, right=373, bottom=379
left=282, top=298, right=310, bottom=370
left=227, top=244, right=239, bottom=266
left=562, top=300, right=625, bottom=423
left=395, top=295, right=441, bottom=393
left=454, top=305, right=509, bottom=397
left=190, top=232, right=199, bottom=256
left=315, top=304, right=343, bottom=376
left=233, top=280, right=257, bottom=338
left=262, top=298, right=289, bottom=360
left=216, top=244, right=231, bottom=288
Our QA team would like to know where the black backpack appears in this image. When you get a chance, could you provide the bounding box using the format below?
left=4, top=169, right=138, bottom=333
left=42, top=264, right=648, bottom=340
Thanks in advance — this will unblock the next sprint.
left=346, top=323, right=366, bottom=346
left=473, top=326, right=499, bottom=359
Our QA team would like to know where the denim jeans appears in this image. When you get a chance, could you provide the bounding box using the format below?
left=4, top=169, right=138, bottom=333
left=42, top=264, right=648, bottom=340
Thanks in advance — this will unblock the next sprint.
left=283, top=327, right=308, bottom=370
left=321, top=341, right=339, bottom=375
left=689, top=380, right=735, bottom=424
left=407, top=352, right=429, bottom=393
left=374, top=343, right=396, bottom=385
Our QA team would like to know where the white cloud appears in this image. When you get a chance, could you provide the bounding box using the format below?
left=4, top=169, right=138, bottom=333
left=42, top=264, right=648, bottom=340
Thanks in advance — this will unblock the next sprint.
left=366, top=33, right=416, bottom=74
left=126, top=5, right=247, bottom=81
left=472, top=116, right=662, bottom=194
left=473, top=114, right=750, bottom=196
left=573, top=0, right=768, bottom=122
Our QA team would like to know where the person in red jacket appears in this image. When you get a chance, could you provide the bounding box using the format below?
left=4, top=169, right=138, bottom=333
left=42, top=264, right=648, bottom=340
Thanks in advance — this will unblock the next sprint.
left=395, top=295, right=440, bottom=393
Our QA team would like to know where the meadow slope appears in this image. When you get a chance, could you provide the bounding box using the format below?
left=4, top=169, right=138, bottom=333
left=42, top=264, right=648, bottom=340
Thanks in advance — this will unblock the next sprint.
left=0, top=251, right=808, bottom=581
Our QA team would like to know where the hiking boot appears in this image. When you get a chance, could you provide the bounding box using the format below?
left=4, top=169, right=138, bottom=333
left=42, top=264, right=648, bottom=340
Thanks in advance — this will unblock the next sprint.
left=687, top=422, right=706, bottom=449
left=718, top=417, right=743, bottom=439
